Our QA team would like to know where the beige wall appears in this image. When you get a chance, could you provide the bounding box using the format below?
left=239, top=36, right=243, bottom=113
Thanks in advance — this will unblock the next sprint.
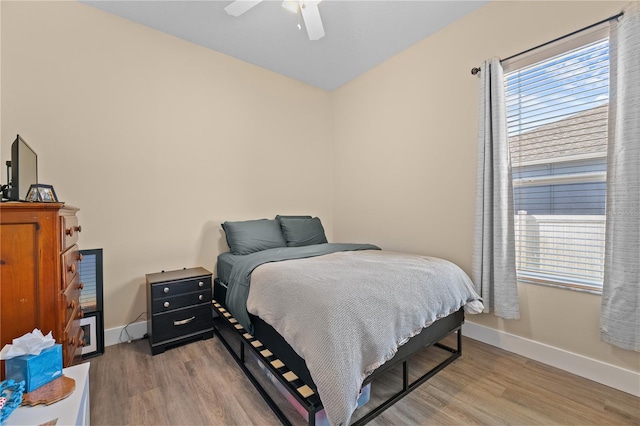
left=2, top=0, right=637, bottom=373
left=1, top=1, right=333, bottom=330
left=332, top=0, right=637, bottom=372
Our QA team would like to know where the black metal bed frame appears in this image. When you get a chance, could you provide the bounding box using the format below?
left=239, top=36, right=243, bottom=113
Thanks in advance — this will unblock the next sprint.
left=212, top=299, right=462, bottom=426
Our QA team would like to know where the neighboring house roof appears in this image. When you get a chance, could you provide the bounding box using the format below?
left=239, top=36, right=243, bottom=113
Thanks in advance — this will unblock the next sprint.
left=510, top=104, right=608, bottom=165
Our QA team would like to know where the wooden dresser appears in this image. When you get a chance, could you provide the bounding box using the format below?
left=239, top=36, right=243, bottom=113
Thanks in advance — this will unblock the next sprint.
left=0, top=202, right=83, bottom=376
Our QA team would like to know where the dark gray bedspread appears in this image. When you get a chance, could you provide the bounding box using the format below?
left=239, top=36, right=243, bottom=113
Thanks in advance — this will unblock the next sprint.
left=217, top=252, right=241, bottom=285
left=225, top=243, right=380, bottom=331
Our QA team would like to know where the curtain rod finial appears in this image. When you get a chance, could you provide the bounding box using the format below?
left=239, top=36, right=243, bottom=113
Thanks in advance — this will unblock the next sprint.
left=471, top=67, right=481, bottom=76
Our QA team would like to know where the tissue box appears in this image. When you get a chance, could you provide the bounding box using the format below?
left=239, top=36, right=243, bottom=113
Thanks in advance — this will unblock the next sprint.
left=5, top=344, right=63, bottom=392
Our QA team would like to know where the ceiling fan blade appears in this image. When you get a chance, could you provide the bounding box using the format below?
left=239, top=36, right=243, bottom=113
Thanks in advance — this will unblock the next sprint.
left=300, top=1, right=325, bottom=41
left=224, top=0, right=264, bottom=17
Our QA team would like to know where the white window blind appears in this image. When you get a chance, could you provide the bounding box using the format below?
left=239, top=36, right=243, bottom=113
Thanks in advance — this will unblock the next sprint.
left=505, top=35, right=609, bottom=292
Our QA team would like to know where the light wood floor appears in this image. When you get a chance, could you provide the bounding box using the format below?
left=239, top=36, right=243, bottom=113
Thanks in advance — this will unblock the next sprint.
left=88, top=333, right=639, bottom=425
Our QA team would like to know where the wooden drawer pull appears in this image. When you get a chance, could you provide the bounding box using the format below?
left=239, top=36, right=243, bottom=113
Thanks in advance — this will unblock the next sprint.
left=173, top=316, right=195, bottom=326
left=77, top=253, right=83, bottom=262
left=65, top=226, right=81, bottom=236
left=77, top=310, right=84, bottom=319
left=69, top=336, right=75, bottom=346
left=68, top=263, right=76, bottom=274
left=77, top=282, right=84, bottom=290
left=67, top=300, right=76, bottom=310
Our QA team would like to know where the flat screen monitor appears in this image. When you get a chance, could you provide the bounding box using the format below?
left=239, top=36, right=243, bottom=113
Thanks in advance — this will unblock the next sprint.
left=10, top=135, right=38, bottom=201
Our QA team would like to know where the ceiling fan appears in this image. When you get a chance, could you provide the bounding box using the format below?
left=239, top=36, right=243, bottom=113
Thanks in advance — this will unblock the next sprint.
left=224, top=0, right=325, bottom=41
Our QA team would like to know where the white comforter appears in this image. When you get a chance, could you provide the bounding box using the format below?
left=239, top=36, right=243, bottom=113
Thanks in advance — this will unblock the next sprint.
left=246, top=250, right=484, bottom=426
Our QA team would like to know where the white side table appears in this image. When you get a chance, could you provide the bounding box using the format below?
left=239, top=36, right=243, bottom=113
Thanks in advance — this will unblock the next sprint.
left=5, top=362, right=90, bottom=426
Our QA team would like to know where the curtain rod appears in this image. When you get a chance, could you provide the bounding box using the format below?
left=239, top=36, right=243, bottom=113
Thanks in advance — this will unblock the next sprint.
left=470, top=11, right=624, bottom=75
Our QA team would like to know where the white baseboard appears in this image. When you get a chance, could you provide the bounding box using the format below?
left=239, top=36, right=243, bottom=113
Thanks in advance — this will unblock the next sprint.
left=104, top=321, right=147, bottom=347
left=462, top=321, right=640, bottom=397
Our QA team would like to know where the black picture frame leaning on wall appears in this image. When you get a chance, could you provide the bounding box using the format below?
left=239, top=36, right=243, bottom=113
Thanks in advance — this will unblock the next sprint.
left=78, top=248, right=105, bottom=359
left=78, top=248, right=104, bottom=313
left=80, top=311, right=104, bottom=359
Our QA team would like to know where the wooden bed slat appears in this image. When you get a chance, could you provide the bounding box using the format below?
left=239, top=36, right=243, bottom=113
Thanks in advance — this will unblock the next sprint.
left=297, top=385, right=314, bottom=398
left=283, top=371, right=298, bottom=382
left=270, top=359, right=285, bottom=369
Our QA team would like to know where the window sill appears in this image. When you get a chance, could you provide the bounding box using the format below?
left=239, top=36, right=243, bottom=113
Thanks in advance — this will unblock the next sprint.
left=517, top=273, right=603, bottom=295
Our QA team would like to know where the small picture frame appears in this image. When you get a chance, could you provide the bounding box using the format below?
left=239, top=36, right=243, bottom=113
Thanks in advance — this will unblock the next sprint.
left=26, top=184, right=58, bottom=202
left=80, top=311, right=104, bottom=359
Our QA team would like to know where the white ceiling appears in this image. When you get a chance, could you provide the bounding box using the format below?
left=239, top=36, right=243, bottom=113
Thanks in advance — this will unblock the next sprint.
left=82, top=0, right=489, bottom=91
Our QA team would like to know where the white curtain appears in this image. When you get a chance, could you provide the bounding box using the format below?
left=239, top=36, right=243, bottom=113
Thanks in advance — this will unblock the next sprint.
left=601, top=1, right=640, bottom=351
left=472, top=58, right=520, bottom=320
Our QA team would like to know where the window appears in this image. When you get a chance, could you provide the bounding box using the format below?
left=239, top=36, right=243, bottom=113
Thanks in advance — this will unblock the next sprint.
left=504, top=29, right=609, bottom=292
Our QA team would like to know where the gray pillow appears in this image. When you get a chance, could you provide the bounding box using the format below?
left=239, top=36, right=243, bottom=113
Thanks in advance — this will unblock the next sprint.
left=276, top=215, right=312, bottom=223
left=221, top=219, right=287, bottom=255
left=279, top=217, right=328, bottom=247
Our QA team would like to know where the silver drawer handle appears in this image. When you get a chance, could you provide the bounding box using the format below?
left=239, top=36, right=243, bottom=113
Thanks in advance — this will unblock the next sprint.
left=198, top=281, right=204, bottom=287
left=163, top=302, right=170, bottom=308
left=164, top=287, right=170, bottom=293
left=198, top=295, right=204, bottom=301
left=173, top=316, right=195, bottom=326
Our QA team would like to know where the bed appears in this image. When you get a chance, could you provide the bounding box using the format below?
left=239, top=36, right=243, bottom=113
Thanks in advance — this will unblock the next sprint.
left=213, top=217, right=484, bottom=426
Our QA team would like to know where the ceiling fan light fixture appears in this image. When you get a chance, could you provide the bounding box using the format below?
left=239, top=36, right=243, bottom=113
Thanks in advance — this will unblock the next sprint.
left=282, top=0, right=299, bottom=14
left=227, top=0, right=324, bottom=41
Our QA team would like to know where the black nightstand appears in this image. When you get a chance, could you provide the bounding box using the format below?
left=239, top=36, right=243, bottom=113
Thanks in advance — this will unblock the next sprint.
left=146, top=267, right=213, bottom=355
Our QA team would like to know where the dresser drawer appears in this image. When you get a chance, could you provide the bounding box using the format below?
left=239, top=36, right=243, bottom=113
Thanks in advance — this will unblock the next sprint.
left=61, top=244, right=81, bottom=290
left=61, top=215, right=81, bottom=251
left=150, top=276, right=212, bottom=300
left=152, top=303, right=213, bottom=343
left=63, top=275, right=82, bottom=327
left=65, top=322, right=82, bottom=367
left=152, top=288, right=212, bottom=312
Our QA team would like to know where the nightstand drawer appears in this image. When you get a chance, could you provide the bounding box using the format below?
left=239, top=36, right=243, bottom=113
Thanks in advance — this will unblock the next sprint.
left=152, top=304, right=213, bottom=343
left=150, top=276, right=212, bottom=299
left=152, top=289, right=212, bottom=312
